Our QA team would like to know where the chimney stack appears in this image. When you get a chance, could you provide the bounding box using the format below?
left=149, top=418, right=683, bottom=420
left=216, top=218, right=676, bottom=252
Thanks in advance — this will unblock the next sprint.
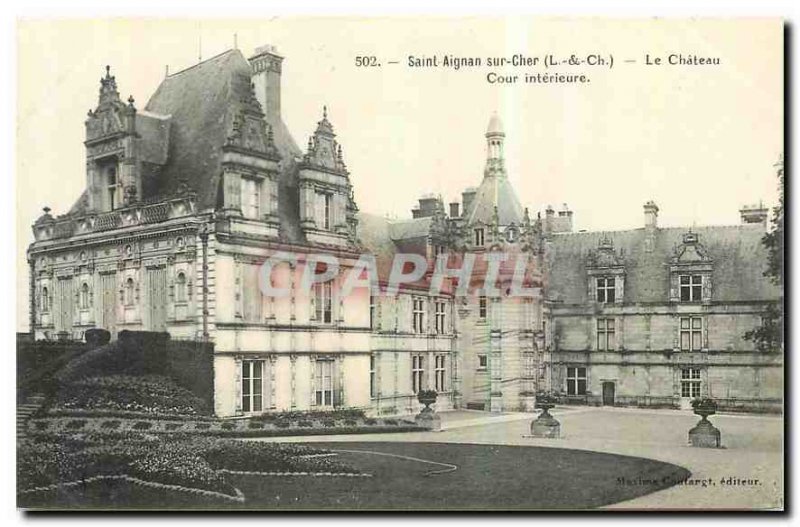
left=461, top=187, right=477, bottom=217
left=414, top=194, right=440, bottom=218
left=740, top=203, right=769, bottom=228
left=644, top=200, right=659, bottom=229
left=554, top=203, right=573, bottom=233
left=249, top=45, right=283, bottom=125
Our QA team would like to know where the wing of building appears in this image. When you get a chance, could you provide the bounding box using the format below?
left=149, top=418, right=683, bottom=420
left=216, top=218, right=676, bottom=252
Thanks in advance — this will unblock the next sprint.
left=27, top=46, right=782, bottom=417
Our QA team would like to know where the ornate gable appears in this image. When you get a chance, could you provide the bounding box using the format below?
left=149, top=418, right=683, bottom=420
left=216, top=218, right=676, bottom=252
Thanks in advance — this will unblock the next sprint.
left=587, top=235, right=625, bottom=269
left=670, top=231, right=712, bottom=265
left=224, top=82, right=279, bottom=160
left=302, top=106, right=348, bottom=174
left=85, top=66, right=134, bottom=144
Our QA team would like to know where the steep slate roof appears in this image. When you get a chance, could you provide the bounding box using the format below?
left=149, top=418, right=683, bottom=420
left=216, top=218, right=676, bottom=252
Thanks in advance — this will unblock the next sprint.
left=136, top=111, right=171, bottom=165
left=143, top=49, right=304, bottom=241
left=466, top=173, right=525, bottom=225
left=545, top=225, right=780, bottom=304
left=357, top=212, right=442, bottom=291
left=144, top=50, right=250, bottom=208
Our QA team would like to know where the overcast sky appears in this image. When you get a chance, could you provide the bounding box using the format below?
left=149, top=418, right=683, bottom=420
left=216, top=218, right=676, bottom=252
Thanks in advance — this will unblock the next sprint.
left=16, top=17, right=783, bottom=330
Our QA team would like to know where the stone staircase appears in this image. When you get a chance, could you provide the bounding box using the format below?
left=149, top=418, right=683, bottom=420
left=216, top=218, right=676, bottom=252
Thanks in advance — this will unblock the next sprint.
left=17, top=394, right=45, bottom=442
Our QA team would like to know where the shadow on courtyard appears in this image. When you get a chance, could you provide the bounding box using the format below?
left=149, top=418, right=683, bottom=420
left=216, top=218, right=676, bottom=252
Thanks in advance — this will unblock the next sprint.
left=224, top=442, right=690, bottom=510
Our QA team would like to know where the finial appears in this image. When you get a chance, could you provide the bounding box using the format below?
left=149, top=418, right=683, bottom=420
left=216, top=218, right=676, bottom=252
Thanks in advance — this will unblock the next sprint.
left=127, top=95, right=135, bottom=107
left=105, top=65, right=110, bottom=77
left=323, top=105, right=328, bottom=119
left=43, top=206, right=51, bottom=214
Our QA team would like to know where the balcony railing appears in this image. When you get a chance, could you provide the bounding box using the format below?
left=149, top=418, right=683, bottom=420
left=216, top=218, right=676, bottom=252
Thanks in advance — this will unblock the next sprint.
left=33, top=195, right=197, bottom=242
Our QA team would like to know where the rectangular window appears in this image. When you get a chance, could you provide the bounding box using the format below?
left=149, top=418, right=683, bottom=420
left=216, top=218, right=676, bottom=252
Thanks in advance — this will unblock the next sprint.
left=369, top=295, right=376, bottom=329
left=681, top=368, right=702, bottom=398
left=314, top=281, right=333, bottom=324
left=241, top=178, right=261, bottom=219
left=596, top=277, right=616, bottom=303
left=435, top=355, right=446, bottom=392
left=412, top=297, right=425, bottom=334
left=369, top=354, right=376, bottom=398
left=411, top=354, right=425, bottom=394
left=680, top=275, right=703, bottom=302
left=478, top=295, right=487, bottom=319
left=680, top=317, right=704, bottom=351
left=566, top=366, right=587, bottom=396
left=474, top=228, right=484, bottom=246
left=596, top=318, right=616, bottom=351
left=477, top=354, right=488, bottom=371
left=241, top=360, right=263, bottom=413
left=315, top=192, right=333, bottom=230
left=315, top=359, right=334, bottom=406
left=435, top=300, right=447, bottom=334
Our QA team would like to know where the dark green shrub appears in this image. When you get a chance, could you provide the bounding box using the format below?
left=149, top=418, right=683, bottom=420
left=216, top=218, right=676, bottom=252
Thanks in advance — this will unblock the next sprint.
left=322, top=419, right=336, bottom=427
left=248, top=421, right=264, bottom=430
left=132, top=421, right=152, bottom=430
left=55, top=374, right=210, bottom=416
left=220, top=422, right=237, bottom=431
left=195, top=423, right=211, bottom=430
left=298, top=420, right=313, bottom=427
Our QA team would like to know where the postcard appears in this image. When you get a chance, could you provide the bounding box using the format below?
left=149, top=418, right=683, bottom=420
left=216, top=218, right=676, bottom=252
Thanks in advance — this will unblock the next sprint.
left=16, top=16, right=784, bottom=511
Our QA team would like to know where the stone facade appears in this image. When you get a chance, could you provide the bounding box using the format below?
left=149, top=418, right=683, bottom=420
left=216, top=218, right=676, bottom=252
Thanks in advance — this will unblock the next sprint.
left=26, top=45, right=782, bottom=417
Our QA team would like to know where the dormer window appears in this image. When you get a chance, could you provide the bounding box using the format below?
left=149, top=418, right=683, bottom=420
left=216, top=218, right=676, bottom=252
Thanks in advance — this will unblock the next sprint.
left=596, top=277, right=616, bottom=303
left=315, top=191, right=333, bottom=230
left=680, top=275, right=703, bottom=302
left=107, top=166, right=118, bottom=211
left=241, top=177, right=261, bottom=219
left=474, top=228, right=485, bottom=246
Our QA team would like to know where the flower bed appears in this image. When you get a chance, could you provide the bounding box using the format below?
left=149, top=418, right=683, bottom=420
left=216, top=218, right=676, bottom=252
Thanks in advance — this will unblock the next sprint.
left=54, top=375, right=210, bottom=416
left=18, top=431, right=361, bottom=501
left=17, top=433, right=232, bottom=496
left=28, top=415, right=424, bottom=438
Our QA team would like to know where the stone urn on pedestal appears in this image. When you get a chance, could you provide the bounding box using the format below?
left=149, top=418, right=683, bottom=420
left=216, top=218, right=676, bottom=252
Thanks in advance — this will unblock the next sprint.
left=415, top=390, right=441, bottom=431
left=531, top=391, right=561, bottom=438
left=688, top=397, right=721, bottom=448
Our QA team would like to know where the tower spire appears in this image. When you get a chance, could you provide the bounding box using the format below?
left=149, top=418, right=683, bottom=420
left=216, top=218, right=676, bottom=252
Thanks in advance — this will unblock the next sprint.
left=484, top=113, right=506, bottom=177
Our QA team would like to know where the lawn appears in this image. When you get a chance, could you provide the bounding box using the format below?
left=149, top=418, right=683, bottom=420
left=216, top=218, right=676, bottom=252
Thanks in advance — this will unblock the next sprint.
left=221, top=441, right=691, bottom=510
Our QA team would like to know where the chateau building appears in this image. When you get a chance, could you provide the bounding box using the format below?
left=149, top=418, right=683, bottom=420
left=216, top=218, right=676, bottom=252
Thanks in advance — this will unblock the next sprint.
left=27, top=45, right=782, bottom=416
